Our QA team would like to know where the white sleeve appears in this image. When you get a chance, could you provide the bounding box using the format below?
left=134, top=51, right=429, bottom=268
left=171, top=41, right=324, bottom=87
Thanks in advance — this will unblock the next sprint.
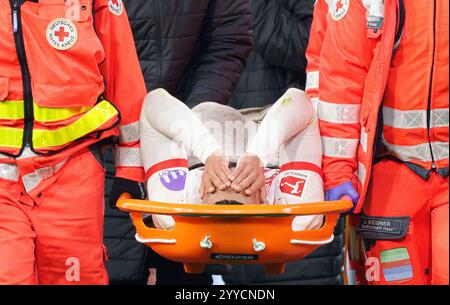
left=142, top=88, right=222, bottom=164
left=247, top=88, right=314, bottom=166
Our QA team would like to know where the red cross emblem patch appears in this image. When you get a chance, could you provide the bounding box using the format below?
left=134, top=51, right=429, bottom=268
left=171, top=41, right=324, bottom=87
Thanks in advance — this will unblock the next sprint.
left=331, top=0, right=349, bottom=21
left=46, top=18, right=78, bottom=50
left=109, top=0, right=124, bottom=16
left=280, top=175, right=306, bottom=198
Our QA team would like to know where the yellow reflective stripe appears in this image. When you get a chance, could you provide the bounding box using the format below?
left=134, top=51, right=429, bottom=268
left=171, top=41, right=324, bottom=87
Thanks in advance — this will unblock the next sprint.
left=0, top=126, right=23, bottom=148
left=33, top=100, right=118, bottom=149
left=0, top=100, right=90, bottom=122
left=34, top=104, right=91, bottom=122
left=0, top=100, right=24, bottom=120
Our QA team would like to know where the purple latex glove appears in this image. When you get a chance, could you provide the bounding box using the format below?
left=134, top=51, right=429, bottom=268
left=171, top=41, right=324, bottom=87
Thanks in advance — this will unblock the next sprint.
left=325, top=181, right=360, bottom=211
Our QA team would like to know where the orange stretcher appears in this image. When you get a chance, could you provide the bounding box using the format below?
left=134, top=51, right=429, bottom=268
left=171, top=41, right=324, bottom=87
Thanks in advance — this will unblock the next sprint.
left=117, top=194, right=352, bottom=275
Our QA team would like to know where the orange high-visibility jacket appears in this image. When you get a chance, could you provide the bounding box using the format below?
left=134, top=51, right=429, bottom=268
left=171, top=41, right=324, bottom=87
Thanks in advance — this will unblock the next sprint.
left=0, top=0, right=146, bottom=181
left=305, top=0, right=329, bottom=104
left=318, top=0, right=449, bottom=213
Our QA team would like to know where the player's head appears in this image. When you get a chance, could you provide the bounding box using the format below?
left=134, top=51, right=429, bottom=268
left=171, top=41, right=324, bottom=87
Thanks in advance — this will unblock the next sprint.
left=202, top=188, right=262, bottom=205
left=214, top=199, right=244, bottom=205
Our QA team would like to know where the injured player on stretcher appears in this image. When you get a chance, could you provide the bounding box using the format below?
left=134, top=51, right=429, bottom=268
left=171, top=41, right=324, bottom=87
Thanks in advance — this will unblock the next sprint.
left=139, top=88, right=324, bottom=231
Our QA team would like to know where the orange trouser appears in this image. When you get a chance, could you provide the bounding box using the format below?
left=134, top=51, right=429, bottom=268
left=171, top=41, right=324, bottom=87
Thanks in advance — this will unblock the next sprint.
left=362, top=159, right=449, bottom=285
left=0, top=149, right=108, bottom=285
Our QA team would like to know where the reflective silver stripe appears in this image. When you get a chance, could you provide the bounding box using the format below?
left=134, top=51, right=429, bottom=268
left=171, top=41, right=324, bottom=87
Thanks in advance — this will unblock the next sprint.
left=383, top=107, right=449, bottom=129
left=310, top=97, right=319, bottom=114
left=22, top=159, right=68, bottom=193
left=360, top=127, right=368, bottom=153
left=119, top=121, right=140, bottom=144
left=0, top=147, right=38, bottom=160
left=322, top=137, right=359, bottom=158
left=431, top=142, right=450, bottom=162
left=383, top=138, right=449, bottom=163
left=356, top=162, right=366, bottom=184
left=0, top=163, right=19, bottom=181
left=383, top=107, right=427, bottom=129
left=18, top=146, right=38, bottom=160
left=305, top=71, right=319, bottom=91
left=431, top=108, right=449, bottom=128
left=318, top=100, right=361, bottom=124
left=115, top=147, right=143, bottom=167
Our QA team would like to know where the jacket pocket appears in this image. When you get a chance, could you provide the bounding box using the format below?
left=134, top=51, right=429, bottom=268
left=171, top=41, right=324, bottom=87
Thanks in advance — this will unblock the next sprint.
left=26, top=0, right=105, bottom=108
left=33, top=83, right=100, bottom=108
left=0, top=76, right=8, bottom=101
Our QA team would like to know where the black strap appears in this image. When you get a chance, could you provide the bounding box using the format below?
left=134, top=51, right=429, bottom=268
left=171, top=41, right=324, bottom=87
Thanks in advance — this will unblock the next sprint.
left=101, top=142, right=116, bottom=204
left=92, top=0, right=96, bottom=23
left=392, top=0, right=405, bottom=58
left=88, top=139, right=116, bottom=207
left=103, top=144, right=116, bottom=179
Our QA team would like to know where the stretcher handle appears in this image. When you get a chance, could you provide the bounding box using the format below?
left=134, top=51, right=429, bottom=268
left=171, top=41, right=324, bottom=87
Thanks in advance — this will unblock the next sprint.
left=289, top=213, right=341, bottom=246
left=118, top=194, right=177, bottom=243
left=117, top=194, right=352, bottom=216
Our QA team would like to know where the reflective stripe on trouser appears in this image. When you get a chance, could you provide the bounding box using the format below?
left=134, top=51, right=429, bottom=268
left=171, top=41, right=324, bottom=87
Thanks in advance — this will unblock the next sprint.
left=362, top=159, right=449, bottom=285
left=0, top=150, right=108, bottom=284
left=0, top=100, right=119, bottom=152
left=0, top=163, right=19, bottom=181
left=0, top=159, right=68, bottom=193
left=22, top=159, right=68, bottom=193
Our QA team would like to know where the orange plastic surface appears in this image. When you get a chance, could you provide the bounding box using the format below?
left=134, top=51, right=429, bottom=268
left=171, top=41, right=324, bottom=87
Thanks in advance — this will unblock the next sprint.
left=117, top=194, right=352, bottom=274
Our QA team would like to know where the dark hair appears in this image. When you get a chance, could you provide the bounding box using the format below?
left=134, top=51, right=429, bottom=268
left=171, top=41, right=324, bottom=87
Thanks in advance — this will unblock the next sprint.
left=215, top=200, right=244, bottom=206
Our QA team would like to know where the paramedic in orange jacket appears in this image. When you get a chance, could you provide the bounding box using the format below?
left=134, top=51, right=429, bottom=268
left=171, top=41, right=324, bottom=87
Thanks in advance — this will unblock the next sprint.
left=305, top=0, right=368, bottom=285
left=318, top=0, right=449, bottom=285
left=305, top=0, right=328, bottom=107
left=0, top=0, right=146, bottom=284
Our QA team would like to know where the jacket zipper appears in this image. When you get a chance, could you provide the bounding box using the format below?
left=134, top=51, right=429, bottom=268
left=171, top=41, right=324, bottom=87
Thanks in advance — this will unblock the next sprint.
left=11, top=0, right=34, bottom=155
left=426, top=0, right=437, bottom=170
